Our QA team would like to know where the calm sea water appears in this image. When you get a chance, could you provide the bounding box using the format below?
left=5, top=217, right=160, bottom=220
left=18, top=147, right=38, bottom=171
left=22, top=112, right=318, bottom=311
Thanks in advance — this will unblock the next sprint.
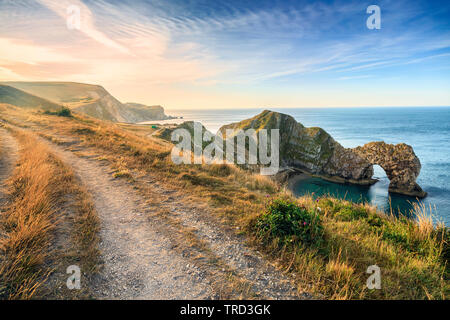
left=149, top=107, right=450, bottom=225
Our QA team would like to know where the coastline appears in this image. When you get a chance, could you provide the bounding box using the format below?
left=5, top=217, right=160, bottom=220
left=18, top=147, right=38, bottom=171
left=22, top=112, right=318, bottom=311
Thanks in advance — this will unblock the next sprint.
left=283, top=169, right=378, bottom=194
left=287, top=172, right=311, bottom=190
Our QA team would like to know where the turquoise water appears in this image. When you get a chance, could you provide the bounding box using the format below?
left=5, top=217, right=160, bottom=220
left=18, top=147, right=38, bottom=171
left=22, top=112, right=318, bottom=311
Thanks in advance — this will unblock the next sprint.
left=161, top=107, right=450, bottom=225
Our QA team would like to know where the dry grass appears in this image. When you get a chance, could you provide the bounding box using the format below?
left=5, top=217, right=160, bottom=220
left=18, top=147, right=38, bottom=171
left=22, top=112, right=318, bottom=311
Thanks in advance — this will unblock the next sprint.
left=256, top=195, right=449, bottom=299
left=0, top=105, right=448, bottom=300
left=0, top=126, right=99, bottom=299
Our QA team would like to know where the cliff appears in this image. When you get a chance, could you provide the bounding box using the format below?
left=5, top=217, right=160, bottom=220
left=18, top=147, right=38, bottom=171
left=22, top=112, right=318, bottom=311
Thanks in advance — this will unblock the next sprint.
left=218, top=110, right=426, bottom=198
left=0, top=82, right=172, bottom=123
left=353, top=142, right=426, bottom=197
left=123, top=103, right=171, bottom=121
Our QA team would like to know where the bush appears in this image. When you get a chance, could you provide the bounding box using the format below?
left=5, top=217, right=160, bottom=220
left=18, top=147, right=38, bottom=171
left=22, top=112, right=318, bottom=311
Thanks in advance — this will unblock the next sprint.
left=366, top=213, right=383, bottom=227
left=72, top=127, right=96, bottom=135
left=57, top=107, right=72, bottom=117
left=256, top=198, right=323, bottom=246
left=335, top=205, right=368, bottom=221
left=44, top=107, right=72, bottom=117
left=381, top=221, right=409, bottom=246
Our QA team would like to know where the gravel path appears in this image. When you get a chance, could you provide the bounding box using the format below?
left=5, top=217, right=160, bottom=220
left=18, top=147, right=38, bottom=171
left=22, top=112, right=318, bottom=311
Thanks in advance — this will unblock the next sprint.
left=10, top=122, right=308, bottom=300
left=41, top=136, right=306, bottom=300
left=40, top=138, right=215, bottom=299
left=146, top=181, right=306, bottom=299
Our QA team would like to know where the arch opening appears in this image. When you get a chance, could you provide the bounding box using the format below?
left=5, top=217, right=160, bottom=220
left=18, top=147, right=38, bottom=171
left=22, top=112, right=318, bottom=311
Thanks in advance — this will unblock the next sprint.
left=368, top=165, right=389, bottom=201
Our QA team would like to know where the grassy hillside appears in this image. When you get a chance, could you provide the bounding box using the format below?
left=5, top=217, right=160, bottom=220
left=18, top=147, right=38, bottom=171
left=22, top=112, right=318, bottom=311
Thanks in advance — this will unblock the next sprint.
left=1, top=82, right=100, bottom=107
left=0, top=85, right=61, bottom=111
left=1, top=82, right=170, bottom=123
left=0, top=104, right=447, bottom=300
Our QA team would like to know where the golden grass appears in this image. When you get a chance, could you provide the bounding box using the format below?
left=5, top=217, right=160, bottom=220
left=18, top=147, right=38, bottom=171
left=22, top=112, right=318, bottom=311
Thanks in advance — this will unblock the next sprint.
left=0, top=105, right=448, bottom=300
left=259, top=195, right=449, bottom=299
left=0, top=127, right=99, bottom=299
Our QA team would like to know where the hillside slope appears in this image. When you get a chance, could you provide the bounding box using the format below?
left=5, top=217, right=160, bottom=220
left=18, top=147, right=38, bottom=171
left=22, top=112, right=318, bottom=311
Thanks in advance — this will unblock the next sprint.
left=123, top=103, right=171, bottom=121
left=0, top=84, right=61, bottom=111
left=1, top=82, right=170, bottom=123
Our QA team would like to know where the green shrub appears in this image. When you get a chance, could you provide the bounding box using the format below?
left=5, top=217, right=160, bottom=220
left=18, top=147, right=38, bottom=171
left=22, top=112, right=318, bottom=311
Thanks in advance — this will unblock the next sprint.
left=256, top=198, right=323, bottom=246
left=381, top=222, right=409, bottom=246
left=44, top=107, right=72, bottom=117
left=57, top=107, right=72, bottom=117
left=366, top=213, right=383, bottom=227
left=335, top=205, right=368, bottom=221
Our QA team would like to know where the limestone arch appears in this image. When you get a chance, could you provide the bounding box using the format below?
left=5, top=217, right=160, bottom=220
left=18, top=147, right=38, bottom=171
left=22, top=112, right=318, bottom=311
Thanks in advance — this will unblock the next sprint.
left=352, top=142, right=427, bottom=198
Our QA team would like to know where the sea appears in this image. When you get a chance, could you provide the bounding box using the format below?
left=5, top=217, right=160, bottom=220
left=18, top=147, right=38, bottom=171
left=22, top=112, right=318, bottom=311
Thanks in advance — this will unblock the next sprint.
left=141, top=107, right=450, bottom=225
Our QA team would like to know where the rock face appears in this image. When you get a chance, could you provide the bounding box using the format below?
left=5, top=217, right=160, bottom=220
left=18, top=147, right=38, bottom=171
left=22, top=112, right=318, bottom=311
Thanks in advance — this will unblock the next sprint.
left=353, top=142, right=426, bottom=197
left=219, top=110, right=373, bottom=181
left=154, top=121, right=212, bottom=148
left=218, top=110, right=426, bottom=198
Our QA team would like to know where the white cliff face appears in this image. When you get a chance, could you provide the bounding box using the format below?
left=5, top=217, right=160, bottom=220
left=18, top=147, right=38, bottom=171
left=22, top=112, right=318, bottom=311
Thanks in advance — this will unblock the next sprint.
left=73, top=88, right=170, bottom=123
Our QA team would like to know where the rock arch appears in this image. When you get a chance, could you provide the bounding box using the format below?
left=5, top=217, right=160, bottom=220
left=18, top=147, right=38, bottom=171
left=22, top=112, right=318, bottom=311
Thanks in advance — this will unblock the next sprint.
left=353, top=142, right=427, bottom=198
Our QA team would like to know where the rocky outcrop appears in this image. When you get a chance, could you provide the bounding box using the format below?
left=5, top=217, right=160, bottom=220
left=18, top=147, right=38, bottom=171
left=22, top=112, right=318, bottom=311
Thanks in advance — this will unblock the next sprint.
left=353, top=142, right=426, bottom=197
left=219, top=110, right=374, bottom=180
left=154, top=121, right=212, bottom=148
left=123, top=103, right=173, bottom=121
left=218, top=110, right=426, bottom=198
left=322, top=144, right=375, bottom=185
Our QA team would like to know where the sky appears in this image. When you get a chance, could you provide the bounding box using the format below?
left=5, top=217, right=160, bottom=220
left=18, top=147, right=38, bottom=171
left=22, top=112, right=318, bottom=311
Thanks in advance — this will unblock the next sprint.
left=0, top=0, right=449, bottom=109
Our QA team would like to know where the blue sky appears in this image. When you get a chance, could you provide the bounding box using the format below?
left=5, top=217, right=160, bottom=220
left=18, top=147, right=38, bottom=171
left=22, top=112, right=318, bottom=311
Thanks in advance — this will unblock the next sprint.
left=0, top=0, right=449, bottom=108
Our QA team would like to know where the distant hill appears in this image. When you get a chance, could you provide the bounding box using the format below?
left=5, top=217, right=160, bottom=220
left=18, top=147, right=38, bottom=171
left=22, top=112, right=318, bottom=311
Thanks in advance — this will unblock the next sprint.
left=123, top=103, right=172, bottom=121
left=0, top=82, right=171, bottom=123
left=0, top=84, right=61, bottom=111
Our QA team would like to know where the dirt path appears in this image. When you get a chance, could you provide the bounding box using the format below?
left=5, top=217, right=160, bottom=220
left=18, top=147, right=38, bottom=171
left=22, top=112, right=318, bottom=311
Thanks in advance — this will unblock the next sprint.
left=37, top=138, right=215, bottom=299
left=40, top=136, right=307, bottom=300
left=6, top=116, right=308, bottom=299
left=0, top=127, right=18, bottom=206
left=142, top=180, right=306, bottom=299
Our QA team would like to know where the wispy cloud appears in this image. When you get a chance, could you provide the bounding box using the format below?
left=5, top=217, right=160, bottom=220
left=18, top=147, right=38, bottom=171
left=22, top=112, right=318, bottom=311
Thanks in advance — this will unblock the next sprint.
left=338, top=75, right=372, bottom=81
left=36, top=0, right=131, bottom=54
left=0, top=0, right=449, bottom=108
